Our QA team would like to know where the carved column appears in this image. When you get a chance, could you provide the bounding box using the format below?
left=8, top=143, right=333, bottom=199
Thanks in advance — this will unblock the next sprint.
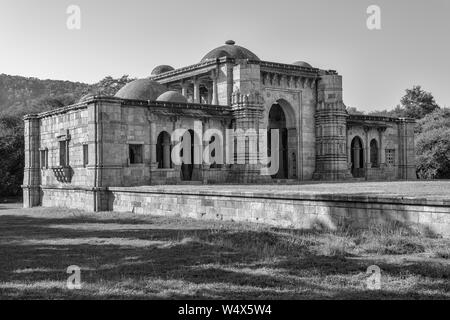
left=181, top=81, right=189, bottom=99
left=207, top=85, right=213, bottom=104
left=212, top=71, right=219, bottom=105
left=228, top=90, right=270, bottom=183
left=163, top=141, right=171, bottom=169
left=378, top=127, right=384, bottom=166
left=23, top=115, right=41, bottom=208
left=364, top=126, right=369, bottom=180
left=149, top=114, right=158, bottom=169
left=193, top=78, right=200, bottom=103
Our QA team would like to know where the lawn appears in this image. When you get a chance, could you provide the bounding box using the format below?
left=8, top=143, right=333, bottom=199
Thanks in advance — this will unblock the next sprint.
left=0, top=202, right=448, bottom=299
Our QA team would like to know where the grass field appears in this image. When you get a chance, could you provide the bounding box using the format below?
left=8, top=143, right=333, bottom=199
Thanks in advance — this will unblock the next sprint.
left=0, top=202, right=448, bottom=299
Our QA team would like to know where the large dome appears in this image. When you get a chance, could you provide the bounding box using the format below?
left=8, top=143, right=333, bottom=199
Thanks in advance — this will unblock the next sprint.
left=156, top=91, right=187, bottom=103
left=201, top=40, right=260, bottom=62
left=114, top=79, right=167, bottom=101
left=151, top=65, right=174, bottom=76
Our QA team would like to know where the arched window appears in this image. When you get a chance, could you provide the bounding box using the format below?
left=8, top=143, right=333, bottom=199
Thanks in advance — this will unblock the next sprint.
left=351, top=136, right=364, bottom=178
left=156, top=131, right=171, bottom=169
left=370, top=139, right=379, bottom=168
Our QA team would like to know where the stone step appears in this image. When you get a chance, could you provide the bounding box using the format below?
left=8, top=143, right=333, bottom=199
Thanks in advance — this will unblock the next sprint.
left=271, top=179, right=298, bottom=184
left=177, top=180, right=203, bottom=185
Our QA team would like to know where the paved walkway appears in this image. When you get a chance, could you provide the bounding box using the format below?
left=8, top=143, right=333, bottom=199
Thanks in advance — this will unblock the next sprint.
left=114, top=180, right=450, bottom=201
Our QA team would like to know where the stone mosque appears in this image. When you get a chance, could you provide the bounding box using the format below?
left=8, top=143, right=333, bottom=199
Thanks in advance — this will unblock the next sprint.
left=23, top=40, right=416, bottom=211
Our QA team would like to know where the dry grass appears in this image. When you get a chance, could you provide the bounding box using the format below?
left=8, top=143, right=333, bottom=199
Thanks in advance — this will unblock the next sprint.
left=0, top=203, right=449, bottom=300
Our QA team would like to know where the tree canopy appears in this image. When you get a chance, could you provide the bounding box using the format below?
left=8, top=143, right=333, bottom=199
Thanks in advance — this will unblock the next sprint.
left=400, top=85, right=440, bottom=119
left=415, top=108, right=450, bottom=179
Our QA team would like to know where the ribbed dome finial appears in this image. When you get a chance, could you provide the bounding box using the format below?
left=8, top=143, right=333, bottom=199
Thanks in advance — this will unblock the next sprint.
left=201, top=41, right=259, bottom=62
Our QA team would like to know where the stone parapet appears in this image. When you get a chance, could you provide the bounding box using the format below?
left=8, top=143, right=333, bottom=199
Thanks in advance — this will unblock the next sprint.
left=107, top=186, right=450, bottom=238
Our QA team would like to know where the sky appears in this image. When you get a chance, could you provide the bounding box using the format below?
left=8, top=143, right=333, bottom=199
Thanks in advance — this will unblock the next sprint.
left=0, top=0, right=448, bottom=111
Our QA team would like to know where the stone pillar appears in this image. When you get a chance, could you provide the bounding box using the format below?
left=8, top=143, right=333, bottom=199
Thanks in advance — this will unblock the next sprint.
left=287, top=127, right=298, bottom=179
left=378, top=128, right=384, bottom=166
left=227, top=90, right=270, bottom=183
left=193, top=78, right=200, bottom=104
left=181, top=81, right=189, bottom=99
left=192, top=123, right=206, bottom=182
left=312, top=74, right=352, bottom=181
left=364, top=127, right=369, bottom=179
left=212, top=79, right=218, bottom=105
left=163, top=141, right=171, bottom=169
left=23, top=115, right=41, bottom=208
left=207, top=85, right=213, bottom=104
left=211, top=70, right=219, bottom=105
left=346, top=128, right=351, bottom=164
left=149, top=118, right=157, bottom=169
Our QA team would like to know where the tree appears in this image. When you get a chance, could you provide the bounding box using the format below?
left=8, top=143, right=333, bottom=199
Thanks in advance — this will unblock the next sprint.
left=92, top=75, right=135, bottom=96
left=415, top=108, right=450, bottom=135
left=367, top=105, right=406, bottom=118
left=415, top=108, right=450, bottom=179
left=0, top=114, right=24, bottom=197
left=400, top=86, right=439, bottom=119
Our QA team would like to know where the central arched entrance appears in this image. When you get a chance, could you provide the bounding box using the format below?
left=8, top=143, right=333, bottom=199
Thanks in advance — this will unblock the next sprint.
left=156, top=131, right=171, bottom=169
left=268, top=103, right=288, bottom=179
left=350, top=136, right=364, bottom=178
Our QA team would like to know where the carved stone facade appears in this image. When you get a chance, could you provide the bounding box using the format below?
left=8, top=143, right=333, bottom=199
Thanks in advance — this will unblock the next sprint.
left=22, top=41, right=416, bottom=211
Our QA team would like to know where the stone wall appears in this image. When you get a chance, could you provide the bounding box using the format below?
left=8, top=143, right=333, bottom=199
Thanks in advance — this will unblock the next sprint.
left=39, top=106, right=91, bottom=187
left=41, top=187, right=95, bottom=211
left=108, top=187, right=450, bottom=238
left=347, top=116, right=416, bottom=180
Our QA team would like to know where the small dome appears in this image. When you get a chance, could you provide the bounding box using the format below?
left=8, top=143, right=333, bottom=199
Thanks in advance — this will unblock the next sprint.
left=114, top=79, right=167, bottom=101
left=156, top=91, right=187, bottom=103
left=292, top=61, right=313, bottom=68
left=151, top=65, right=174, bottom=76
left=201, top=40, right=260, bottom=62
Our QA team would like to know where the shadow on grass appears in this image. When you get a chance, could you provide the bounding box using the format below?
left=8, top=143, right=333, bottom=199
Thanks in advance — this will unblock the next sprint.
left=0, top=213, right=448, bottom=299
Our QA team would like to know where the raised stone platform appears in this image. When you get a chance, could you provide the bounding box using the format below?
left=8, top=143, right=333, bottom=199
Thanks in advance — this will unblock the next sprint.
left=105, top=181, right=450, bottom=238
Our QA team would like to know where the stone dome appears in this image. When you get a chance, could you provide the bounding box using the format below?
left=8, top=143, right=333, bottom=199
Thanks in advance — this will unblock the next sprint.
left=151, top=65, right=174, bottom=76
left=201, top=40, right=260, bottom=62
left=156, top=91, right=188, bottom=103
left=114, top=79, right=167, bottom=101
left=292, top=61, right=313, bottom=68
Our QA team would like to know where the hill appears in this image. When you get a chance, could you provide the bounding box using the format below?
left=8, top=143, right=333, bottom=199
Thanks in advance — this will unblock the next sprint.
left=0, top=74, right=134, bottom=117
left=0, top=73, right=134, bottom=197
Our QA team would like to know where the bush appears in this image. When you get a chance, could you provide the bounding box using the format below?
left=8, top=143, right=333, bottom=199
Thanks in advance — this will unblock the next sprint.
left=0, top=114, right=24, bottom=197
left=0, top=132, right=24, bottom=197
left=415, top=109, right=450, bottom=179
